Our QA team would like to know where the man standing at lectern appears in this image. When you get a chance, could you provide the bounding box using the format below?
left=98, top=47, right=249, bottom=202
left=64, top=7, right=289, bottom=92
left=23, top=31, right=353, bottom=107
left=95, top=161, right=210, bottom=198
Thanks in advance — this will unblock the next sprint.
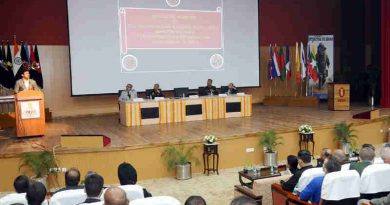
left=14, top=70, right=40, bottom=93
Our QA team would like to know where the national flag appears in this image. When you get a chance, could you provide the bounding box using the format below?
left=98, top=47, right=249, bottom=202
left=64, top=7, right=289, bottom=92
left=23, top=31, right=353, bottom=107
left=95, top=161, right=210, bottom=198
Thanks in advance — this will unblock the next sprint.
left=13, top=37, right=22, bottom=75
left=0, top=41, right=5, bottom=62
left=31, top=44, right=43, bottom=88
left=285, top=46, right=291, bottom=80
left=272, top=46, right=281, bottom=77
left=15, top=43, right=30, bottom=81
left=300, top=42, right=306, bottom=79
left=267, top=45, right=273, bottom=80
left=307, top=43, right=318, bottom=82
left=270, top=45, right=278, bottom=79
left=295, top=42, right=301, bottom=83
left=24, top=42, right=30, bottom=63
left=1, top=41, right=15, bottom=89
left=279, top=47, right=286, bottom=81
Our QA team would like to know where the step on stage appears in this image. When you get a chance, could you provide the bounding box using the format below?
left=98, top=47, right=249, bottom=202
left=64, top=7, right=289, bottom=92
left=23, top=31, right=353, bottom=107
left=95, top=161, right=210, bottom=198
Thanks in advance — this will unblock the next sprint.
left=0, top=104, right=387, bottom=156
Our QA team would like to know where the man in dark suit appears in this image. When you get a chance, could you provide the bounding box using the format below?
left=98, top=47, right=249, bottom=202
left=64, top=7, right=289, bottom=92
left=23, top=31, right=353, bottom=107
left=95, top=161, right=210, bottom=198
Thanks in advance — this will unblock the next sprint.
left=80, top=173, right=104, bottom=204
left=204, top=79, right=218, bottom=96
left=281, top=150, right=313, bottom=192
left=53, top=167, right=83, bottom=195
left=14, top=70, right=40, bottom=93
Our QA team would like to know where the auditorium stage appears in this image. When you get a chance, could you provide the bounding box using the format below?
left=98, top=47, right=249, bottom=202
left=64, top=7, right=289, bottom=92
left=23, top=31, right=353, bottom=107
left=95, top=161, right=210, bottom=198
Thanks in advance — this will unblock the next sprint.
left=0, top=104, right=388, bottom=157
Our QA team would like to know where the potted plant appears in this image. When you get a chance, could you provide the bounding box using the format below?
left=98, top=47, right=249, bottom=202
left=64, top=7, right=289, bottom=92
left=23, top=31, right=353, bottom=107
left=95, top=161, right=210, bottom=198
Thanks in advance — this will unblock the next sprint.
left=333, top=121, right=358, bottom=155
left=161, top=141, right=200, bottom=180
left=259, top=129, right=283, bottom=167
left=203, top=135, right=217, bottom=144
left=19, top=147, right=59, bottom=189
left=298, top=124, right=313, bottom=134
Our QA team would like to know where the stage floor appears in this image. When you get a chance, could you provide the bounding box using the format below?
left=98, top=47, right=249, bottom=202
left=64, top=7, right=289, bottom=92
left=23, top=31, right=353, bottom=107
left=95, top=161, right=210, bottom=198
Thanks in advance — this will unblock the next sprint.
left=0, top=104, right=388, bottom=157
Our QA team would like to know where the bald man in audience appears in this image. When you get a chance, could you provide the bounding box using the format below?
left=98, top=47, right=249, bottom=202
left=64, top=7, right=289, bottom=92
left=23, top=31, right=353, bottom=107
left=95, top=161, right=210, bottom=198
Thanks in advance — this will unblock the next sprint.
left=350, top=147, right=375, bottom=175
left=332, top=149, right=347, bottom=164
left=53, top=167, right=82, bottom=194
left=104, top=187, right=129, bottom=205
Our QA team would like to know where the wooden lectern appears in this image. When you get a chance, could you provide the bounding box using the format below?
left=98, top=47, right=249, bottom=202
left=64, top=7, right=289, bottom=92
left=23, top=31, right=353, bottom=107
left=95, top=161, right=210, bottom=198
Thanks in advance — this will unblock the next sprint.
left=14, top=90, right=45, bottom=137
left=328, top=83, right=350, bottom=111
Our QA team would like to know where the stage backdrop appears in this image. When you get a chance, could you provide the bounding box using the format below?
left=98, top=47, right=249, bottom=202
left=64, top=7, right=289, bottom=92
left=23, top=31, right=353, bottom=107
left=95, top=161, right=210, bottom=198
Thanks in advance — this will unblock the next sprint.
left=307, top=35, right=334, bottom=99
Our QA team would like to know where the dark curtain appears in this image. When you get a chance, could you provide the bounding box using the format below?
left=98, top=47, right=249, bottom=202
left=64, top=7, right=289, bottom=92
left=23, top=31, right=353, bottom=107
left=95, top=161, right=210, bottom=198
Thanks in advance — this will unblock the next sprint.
left=381, top=0, right=390, bottom=107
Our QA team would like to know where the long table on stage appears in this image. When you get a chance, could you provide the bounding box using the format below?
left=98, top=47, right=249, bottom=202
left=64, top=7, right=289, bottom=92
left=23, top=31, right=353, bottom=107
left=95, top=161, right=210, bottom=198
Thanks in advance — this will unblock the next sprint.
left=119, top=95, right=252, bottom=126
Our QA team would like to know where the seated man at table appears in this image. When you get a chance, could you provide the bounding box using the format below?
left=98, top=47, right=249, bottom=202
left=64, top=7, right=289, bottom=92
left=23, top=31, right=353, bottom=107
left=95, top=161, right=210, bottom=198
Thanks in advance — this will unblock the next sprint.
left=280, top=150, right=313, bottom=192
left=350, top=147, right=375, bottom=175
left=227, top=83, right=239, bottom=95
left=299, top=155, right=341, bottom=204
left=204, top=79, right=218, bottom=96
left=150, top=83, right=164, bottom=99
left=119, top=84, right=137, bottom=101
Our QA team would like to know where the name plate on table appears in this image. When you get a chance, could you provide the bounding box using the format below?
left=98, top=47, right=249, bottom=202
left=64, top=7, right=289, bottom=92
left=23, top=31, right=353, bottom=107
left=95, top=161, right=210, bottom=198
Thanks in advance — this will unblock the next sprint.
left=133, top=98, right=144, bottom=102
left=20, top=101, right=40, bottom=119
left=236, top=92, right=245, bottom=96
left=189, top=95, right=199, bottom=99
left=154, top=97, right=165, bottom=101
left=218, top=94, right=227, bottom=97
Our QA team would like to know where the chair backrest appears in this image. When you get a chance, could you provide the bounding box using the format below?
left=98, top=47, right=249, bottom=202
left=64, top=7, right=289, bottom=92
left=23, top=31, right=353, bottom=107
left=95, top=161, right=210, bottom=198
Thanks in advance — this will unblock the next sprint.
left=374, top=157, right=384, bottom=164
left=198, top=87, right=206, bottom=96
left=0, top=193, right=27, bottom=205
left=360, top=163, right=390, bottom=198
left=79, top=202, right=103, bottom=205
left=296, top=167, right=324, bottom=193
left=220, top=86, right=228, bottom=94
left=129, top=196, right=180, bottom=205
left=119, top=185, right=145, bottom=201
left=173, top=87, right=189, bottom=98
left=145, top=89, right=153, bottom=99
left=340, top=163, right=350, bottom=171
left=49, top=189, right=87, bottom=205
left=321, top=170, right=360, bottom=202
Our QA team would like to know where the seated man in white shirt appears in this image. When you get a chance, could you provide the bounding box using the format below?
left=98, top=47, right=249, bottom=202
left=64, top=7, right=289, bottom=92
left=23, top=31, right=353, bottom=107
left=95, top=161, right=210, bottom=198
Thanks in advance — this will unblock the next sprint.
left=119, top=84, right=137, bottom=101
left=0, top=175, right=29, bottom=204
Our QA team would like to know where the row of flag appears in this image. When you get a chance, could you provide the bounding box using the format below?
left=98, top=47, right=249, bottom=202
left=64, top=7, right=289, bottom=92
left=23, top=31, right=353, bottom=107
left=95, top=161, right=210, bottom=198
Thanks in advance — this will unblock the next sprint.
left=0, top=35, right=43, bottom=90
left=267, top=42, right=319, bottom=83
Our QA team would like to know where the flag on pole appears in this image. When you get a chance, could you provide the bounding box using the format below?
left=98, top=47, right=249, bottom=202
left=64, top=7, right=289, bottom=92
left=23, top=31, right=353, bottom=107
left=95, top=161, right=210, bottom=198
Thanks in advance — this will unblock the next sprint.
left=32, top=44, right=43, bottom=88
left=285, top=46, right=291, bottom=80
left=267, top=45, right=273, bottom=80
left=13, top=36, right=22, bottom=75
left=307, top=43, right=318, bottom=82
left=295, top=42, right=301, bottom=83
left=0, top=41, right=5, bottom=61
left=300, top=42, right=306, bottom=79
left=279, top=47, right=286, bottom=81
left=24, top=42, right=30, bottom=63
left=15, top=43, right=29, bottom=81
left=270, top=45, right=278, bottom=79
left=1, top=41, right=15, bottom=89
left=272, top=46, right=281, bottom=77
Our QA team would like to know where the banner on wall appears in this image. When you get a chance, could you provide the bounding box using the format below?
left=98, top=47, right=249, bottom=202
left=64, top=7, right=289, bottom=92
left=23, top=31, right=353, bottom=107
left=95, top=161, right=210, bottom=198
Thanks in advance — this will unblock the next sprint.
left=307, top=35, right=334, bottom=99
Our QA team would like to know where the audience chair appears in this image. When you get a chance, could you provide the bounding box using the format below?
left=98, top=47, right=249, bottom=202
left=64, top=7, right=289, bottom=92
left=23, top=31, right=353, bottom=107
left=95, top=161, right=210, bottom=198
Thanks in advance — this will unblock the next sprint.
left=360, top=163, right=390, bottom=200
left=320, top=170, right=360, bottom=205
left=0, top=193, right=27, bottom=205
left=271, top=183, right=312, bottom=205
left=79, top=202, right=103, bottom=205
left=373, top=157, right=384, bottom=164
left=198, top=87, right=206, bottom=96
left=129, top=196, right=180, bottom=205
left=296, top=167, right=324, bottom=193
left=340, top=163, right=350, bottom=171
left=49, top=189, right=87, bottom=205
left=100, top=185, right=144, bottom=201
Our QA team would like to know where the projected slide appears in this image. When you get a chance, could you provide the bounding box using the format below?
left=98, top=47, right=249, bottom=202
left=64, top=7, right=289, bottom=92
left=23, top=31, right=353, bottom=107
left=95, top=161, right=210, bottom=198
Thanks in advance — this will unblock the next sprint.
left=119, top=1, right=224, bottom=73
left=67, top=0, right=259, bottom=95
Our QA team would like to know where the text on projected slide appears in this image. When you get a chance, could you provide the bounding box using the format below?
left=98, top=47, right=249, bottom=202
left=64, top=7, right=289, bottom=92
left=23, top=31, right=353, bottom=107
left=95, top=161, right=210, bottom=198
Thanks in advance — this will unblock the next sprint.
left=120, top=8, right=222, bottom=49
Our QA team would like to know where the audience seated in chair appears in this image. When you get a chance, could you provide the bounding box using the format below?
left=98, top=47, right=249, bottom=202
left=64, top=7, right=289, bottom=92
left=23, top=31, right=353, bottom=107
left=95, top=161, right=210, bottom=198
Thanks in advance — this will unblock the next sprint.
left=185, top=195, right=207, bottom=205
left=287, top=155, right=299, bottom=175
left=299, top=156, right=341, bottom=204
left=80, top=173, right=104, bottom=204
left=0, top=175, right=29, bottom=205
left=350, top=147, right=375, bottom=175
left=103, top=187, right=129, bottom=205
left=118, top=162, right=152, bottom=198
left=358, top=146, right=390, bottom=205
left=317, top=148, right=331, bottom=167
left=26, top=182, right=47, bottom=205
left=53, top=167, right=83, bottom=195
left=280, top=150, right=313, bottom=192
left=230, top=196, right=257, bottom=205
left=332, top=149, right=348, bottom=164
